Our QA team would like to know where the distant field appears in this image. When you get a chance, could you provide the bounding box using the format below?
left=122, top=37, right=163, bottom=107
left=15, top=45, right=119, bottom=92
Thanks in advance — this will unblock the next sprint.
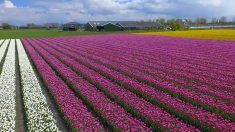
left=137, top=29, right=235, bottom=41
left=0, top=29, right=150, bottom=39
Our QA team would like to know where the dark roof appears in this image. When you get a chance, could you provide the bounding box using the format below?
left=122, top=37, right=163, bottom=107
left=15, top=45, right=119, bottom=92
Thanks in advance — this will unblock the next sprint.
left=44, top=23, right=62, bottom=28
left=118, top=21, right=161, bottom=28
left=87, top=21, right=162, bottom=28
left=62, top=22, right=82, bottom=27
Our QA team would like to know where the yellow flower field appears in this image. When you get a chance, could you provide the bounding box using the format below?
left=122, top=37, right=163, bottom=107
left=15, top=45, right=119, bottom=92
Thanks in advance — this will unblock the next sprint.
left=137, top=29, right=235, bottom=41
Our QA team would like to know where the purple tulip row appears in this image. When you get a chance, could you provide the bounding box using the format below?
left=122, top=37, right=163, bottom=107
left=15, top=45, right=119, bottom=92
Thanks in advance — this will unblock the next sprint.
left=46, top=37, right=234, bottom=93
left=28, top=38, right=199, bottom=131
left=43, top=37, right=234, bottom=109
left=38, top=36, right=233, bottom=116
left=69, top=45, right=235, bottom=102
left=48, top=34, right=235, bottom=69
left=100, top=40, right=235, bottom=71
left=108, top=35, right=235, bottom=66
left=53, top=41, right=235, bottom=103
left=71, top=39, right=234, bottom=78
left=38, top=38, right=235, bottom=131
left=66, top=39, right=234, bottom=88
left=93, top=45, right=234, bottom=85
left=22, top=39, right=105, bottom=131
left=27, top=39, right=151, bottom=131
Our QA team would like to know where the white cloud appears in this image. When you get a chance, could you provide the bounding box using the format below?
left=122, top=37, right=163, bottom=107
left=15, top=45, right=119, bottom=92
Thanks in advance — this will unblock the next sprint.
left=0, top=0, right=235, bottom=25
left=197, top=0, right=222, bottom=7
left=3, top=0, right=16, bottom=8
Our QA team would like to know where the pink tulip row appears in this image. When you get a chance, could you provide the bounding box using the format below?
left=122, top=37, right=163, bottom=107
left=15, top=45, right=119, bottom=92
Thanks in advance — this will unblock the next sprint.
left=41, top=36, right=235, bottom=115
left=49, top=35, right=235, bottom=68
left=46, top=38, right=235, bottom=107
left=72, top=45, right=235, bottom=102
left=27, top=39, right=151, bottom=131
left=46, top=37, right=234, bottom=93
left=105, top=35, right=235, bottom=65
left=39, top=38, right=235, bottom=131
left=22, top=34, right=235, bottom=131
left=59, top=42, right=235, bottom=101
left=22, top=39, right=105, bottom=131
left=95, top=45, right=234, bottom=84
left=69, top=39, right=234, bottom=87
left=29, top=38, right=199, bottom=131
left=74, top=39, right=234, bottom=77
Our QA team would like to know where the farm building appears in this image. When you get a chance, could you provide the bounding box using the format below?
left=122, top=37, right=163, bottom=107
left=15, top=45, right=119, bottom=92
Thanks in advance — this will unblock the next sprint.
left=44, top=23, right=62, bottom=30
left=62, top=22, right=82, bottom=31
left=85, top=21, right=163, bottom=31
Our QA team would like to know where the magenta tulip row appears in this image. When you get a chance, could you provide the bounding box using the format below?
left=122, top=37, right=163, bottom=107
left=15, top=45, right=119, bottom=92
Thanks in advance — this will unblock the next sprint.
left=56, top=42, right=235, bottom=102
left=39, top=38, right=235, bottom=131
left=48, top=35, right=235, bottom=68
left=44, top=38, right=235, bottom=113
left=46, top=37, right=234, bottom=93
left=22, top=34, right=235, bottom=131
left=65, top=39, right=234, bottom=87
left=27, top=38, right=199, bottom=131
left=26, top=39, right=151, bottom=131
left=72, top=40, right=234, bottom=77
left=69, top=45, right=235, bottom=102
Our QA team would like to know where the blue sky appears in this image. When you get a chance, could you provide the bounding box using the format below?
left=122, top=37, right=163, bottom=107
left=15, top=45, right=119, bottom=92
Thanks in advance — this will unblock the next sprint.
left=0, top=0, right=235, bottom=25
left=3, top=0, right=32, bottom=6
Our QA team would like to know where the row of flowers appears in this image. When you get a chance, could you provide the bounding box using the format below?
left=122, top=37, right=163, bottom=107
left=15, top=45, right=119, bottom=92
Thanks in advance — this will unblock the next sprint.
left=41, top=39, right=235, bottom=131
left=29, top=38, right=151, bottom=131
left=17, top=39, right=60, bottom=131
left=79, top=45, right=235, bottom=103
left=0, top=39, right=16, bottom=131
left=48, top=36, right=234, bottom=93
left=63, top=41, right=235, bottom=113
left=102, top=40, right=235, bottom=75
left=0, top=39, right=8, bottom=66
left=22, top=39, right=104, bottom=131
left=30, top=38, right=199, bottom=131
left=74, top=40, right=234, bottom=91
left=72, top=36, right=234, bottom=84
left=48, top=34, right=235, bottom=71
left=103, top=34, right=235, bottom=68
left=0, top=39, right=4, bottom=47
left=49, top=37, right=235, bottom=119
left=81, top=46, right=235, bottom=119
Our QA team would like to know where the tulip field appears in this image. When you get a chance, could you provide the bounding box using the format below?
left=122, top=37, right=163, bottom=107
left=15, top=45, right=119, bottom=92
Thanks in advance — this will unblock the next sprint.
left=0, top=34, right=235, bottom=131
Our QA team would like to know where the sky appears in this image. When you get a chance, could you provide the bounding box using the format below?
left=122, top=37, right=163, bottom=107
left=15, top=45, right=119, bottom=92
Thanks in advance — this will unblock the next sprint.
left=0, top=0, right=235, bottom=25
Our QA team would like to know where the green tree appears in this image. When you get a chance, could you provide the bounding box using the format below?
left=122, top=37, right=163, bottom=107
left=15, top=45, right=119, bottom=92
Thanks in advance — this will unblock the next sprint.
left=195, top=18, right=207, bottom=24
left=156, top=18, right=166, bottom=24
left=1, top=23, right=11, bottom=29
left=166, top=19, right=183, bottom=31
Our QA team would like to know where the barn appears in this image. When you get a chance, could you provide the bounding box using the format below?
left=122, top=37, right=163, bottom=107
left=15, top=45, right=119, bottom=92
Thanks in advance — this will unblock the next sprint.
left=84, top=21, right=162, bottom=31
left=62, top=22, right=82, bottom=31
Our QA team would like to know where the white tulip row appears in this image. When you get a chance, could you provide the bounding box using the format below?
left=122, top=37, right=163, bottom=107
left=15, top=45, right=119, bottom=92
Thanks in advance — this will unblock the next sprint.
left=0, top=39, right=9, bottom=63
left=17, top=39, right=60, bottom=132
left=0, top=39, right=4, bottom=46
left=0, top=39, right=16, bottom=131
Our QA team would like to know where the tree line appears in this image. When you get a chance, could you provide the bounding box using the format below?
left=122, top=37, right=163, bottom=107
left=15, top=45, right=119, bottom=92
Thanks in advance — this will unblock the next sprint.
left=156, top=16, right=235, bottom=31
